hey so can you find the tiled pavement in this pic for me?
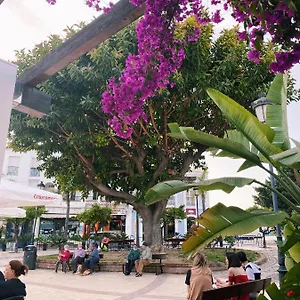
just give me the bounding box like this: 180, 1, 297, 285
0, 236, 279, 300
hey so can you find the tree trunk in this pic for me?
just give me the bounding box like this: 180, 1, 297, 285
14, 223, 19, 253
63, 192, 70, 239
137, 201, 167, 247
263, 233, 266, 248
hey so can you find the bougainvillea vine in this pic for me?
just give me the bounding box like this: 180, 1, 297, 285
46, 0, 299, 138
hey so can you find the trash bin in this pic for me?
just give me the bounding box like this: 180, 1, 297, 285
23, 245, 37, 270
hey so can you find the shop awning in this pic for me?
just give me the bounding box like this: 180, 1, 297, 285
41, 214, 77, 219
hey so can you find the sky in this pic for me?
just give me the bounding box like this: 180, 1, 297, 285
0, 0, 299, 209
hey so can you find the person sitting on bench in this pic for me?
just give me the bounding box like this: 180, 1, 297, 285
185, 253, 213, 300
216, 252, 250, 300
124, 244, 141, 275
101, 236, 110, 251
135, 242, 152, 277
0, 260, 28, 299
72, 242, 86, 274
237, 251, 261, 299
55, 245, 71, 273
81, 242, 99, 276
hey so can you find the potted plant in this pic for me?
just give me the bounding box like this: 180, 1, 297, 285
35, 235, 48, 250
48, 233, 67, 250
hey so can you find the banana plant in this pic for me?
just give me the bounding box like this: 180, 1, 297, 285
256, 263, 300, 300
145, 73, 300, 261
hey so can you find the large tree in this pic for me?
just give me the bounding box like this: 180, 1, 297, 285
10, 20, 279, 245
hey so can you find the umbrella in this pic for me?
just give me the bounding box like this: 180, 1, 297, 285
0, 208, 26, 218
0, 178, 63, 208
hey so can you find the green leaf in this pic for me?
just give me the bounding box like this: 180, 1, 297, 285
270, 146, 300, 169
281, 229, 300, 253
145, 177, 256, 205
237, 160, 257, 172
281, 263, 300, 295
182, 203, 287, 255
206, 88, 282, 158
264, 283, 285, 300
287, 1, 297, 11
168, 123, 262, 166
266, 73, 290, 150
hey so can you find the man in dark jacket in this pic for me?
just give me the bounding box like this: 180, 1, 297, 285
124, 244, 141, 275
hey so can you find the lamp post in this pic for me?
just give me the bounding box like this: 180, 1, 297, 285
252, 96, 287, 283
195, 190, 199, 221
31, 181, 45, 244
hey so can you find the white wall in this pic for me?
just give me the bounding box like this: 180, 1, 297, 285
0, 60, 17, 177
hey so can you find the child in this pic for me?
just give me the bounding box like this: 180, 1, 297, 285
55, 245, 71, 273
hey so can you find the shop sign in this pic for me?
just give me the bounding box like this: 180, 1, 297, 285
186, 208, 196, 215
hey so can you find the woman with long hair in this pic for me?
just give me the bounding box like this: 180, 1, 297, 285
0, 260, 28, 299
216, 252, 250, 300
185, 253, 213, 300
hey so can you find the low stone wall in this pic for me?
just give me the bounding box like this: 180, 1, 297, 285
37, 258, 226, 274
37, 251, 266, 275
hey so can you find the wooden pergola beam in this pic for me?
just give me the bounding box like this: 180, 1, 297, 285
18, 0, 144, 86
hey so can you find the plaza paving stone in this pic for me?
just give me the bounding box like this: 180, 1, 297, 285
0, 236, 279, 299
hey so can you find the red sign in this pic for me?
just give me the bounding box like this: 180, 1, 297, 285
34, 194, 57, 200
186, 208, 196, 215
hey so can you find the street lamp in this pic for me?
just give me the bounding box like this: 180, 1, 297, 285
251, 96, 287, 282
195, 190, 199, 220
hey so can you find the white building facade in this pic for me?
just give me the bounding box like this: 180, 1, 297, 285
2, 148, 209, 242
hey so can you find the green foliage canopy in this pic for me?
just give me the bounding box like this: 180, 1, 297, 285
10, 20, 280, 244
77, 204, 112, 228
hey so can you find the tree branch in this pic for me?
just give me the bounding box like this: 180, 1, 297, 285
137, 119, 152, 139
180, 145, 206, 176
91, 180, 136, 205
148, 154, 168, 188
148, 104, 161, 138
106, 130, 132, 159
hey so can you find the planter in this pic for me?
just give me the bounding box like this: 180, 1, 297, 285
42, 243, 48, 251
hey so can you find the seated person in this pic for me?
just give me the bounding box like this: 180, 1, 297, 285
101, 235, 110, 251
237, 251, 261, 280
80, 242, 99, 275
0, 260, 28, 299
237, 251, 261, 299
135, 242, 152, 277
216, 252, 250, 300
124, 244, 141, 275
55, 244, 71, 273
71, 242, 86, 274
185, 253, 213, 300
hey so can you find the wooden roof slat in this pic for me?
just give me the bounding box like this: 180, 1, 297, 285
18, 0, 144, 86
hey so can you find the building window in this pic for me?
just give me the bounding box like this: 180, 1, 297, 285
7, 166, 19, 176
167, 196, 175, 206
7, 156, 20, 176
186, 190, 196, 207
30, 167, 40, 177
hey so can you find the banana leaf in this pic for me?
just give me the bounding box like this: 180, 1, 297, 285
257, 263, 300, 300
145, 177, 255, 205
281, 229, 300, 253
266, 73, 290, 151
168, 123, 261, 166
182, 203, 287, 255
206, 88, 282, 158
270, 144, 300, 169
